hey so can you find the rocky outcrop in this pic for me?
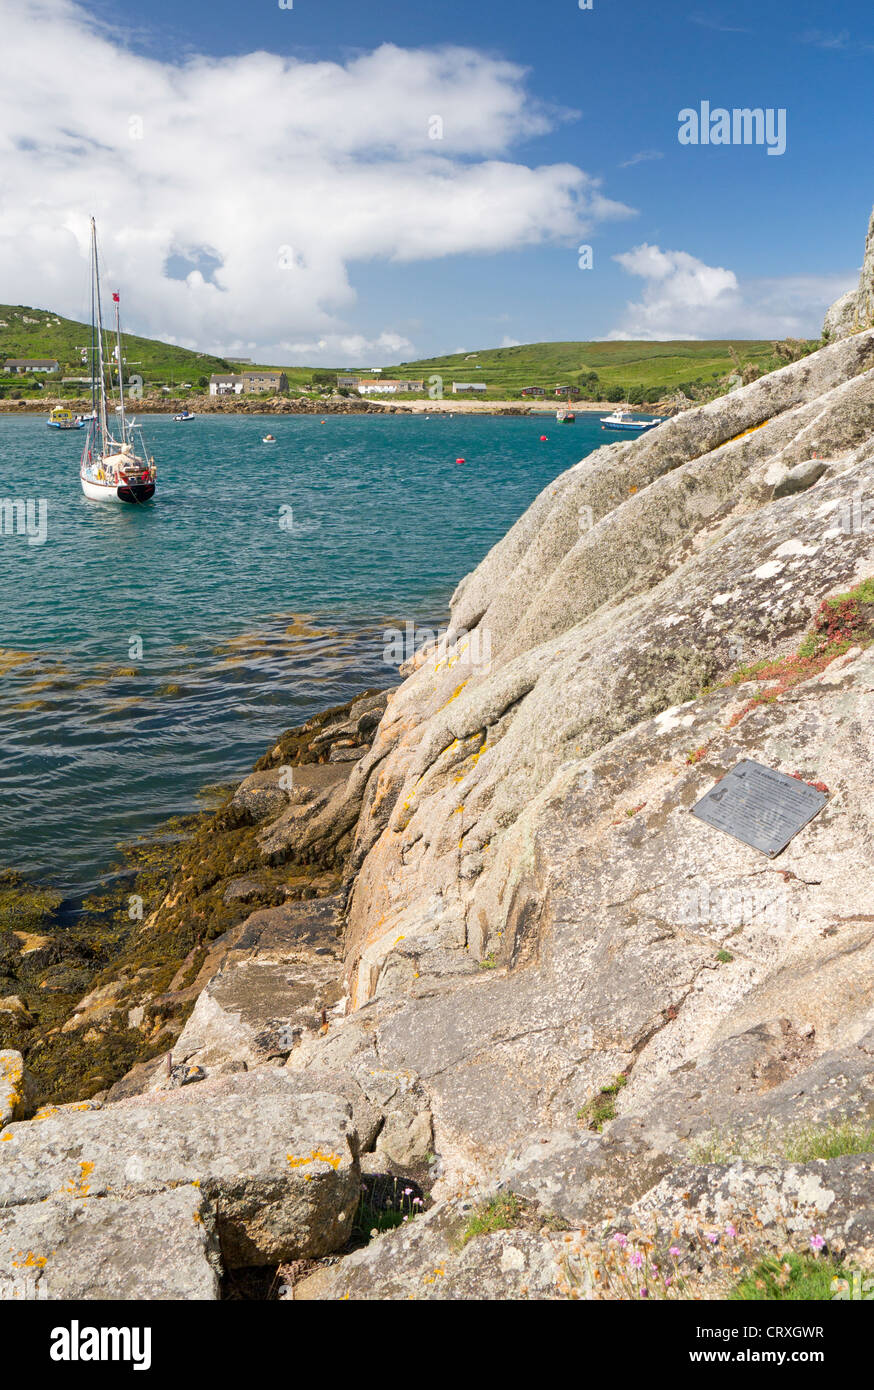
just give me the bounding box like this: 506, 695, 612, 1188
6, 290, 874, 1296
824, 204, 874, 339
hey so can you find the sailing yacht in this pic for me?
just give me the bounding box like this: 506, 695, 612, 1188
79, 218, 156, 503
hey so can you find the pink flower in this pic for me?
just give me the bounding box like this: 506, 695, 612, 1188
669, 1246, 681, 1258
630, 1251, 644, 1268
613, 1233, 628, 1248
725, 1224, 737, 1239
640, 1287, 648, 1298
810, 1234, 825, 1252
706, 1232, 719, 1244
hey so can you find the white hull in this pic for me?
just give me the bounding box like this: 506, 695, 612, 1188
80, 474, 126, 502
80, 469, 155, 503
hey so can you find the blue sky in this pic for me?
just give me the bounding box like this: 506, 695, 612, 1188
2, 0, 872, 360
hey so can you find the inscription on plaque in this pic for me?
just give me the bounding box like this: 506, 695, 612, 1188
690, 760, 829, 857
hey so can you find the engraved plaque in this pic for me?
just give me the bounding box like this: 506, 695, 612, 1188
690, 759, 828, 857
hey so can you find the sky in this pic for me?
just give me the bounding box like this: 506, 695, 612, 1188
0, 0, 871, 364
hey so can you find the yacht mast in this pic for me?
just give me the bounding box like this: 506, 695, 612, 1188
114, 292, 127, 443
91, 218, 109, 452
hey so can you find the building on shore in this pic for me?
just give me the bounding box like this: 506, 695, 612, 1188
4, 358, 60, 374
520, 386, 545, 397
356, 378, 424, 395
337, 375, 362, 390
452, 382, 487, 394
209, 374, 245, 396
242, 370, 289, 394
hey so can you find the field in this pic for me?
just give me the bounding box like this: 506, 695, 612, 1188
0, 304, 812, 403
387, 339, 786, 400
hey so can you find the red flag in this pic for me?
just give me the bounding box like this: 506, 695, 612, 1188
112, 292, 120, 302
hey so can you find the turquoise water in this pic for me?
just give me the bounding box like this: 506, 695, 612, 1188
0, 410, 605, 894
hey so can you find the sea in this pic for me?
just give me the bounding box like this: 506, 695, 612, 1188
0, 409, 608, 896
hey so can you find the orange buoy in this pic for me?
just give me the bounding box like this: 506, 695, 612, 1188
540, 434, 548, 441
455, 457, 465, 465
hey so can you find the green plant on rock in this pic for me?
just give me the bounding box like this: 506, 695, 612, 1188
578, 1075, 627, 1131
730, 1252, 848, 1301
457, 1192, 521, 1248
690, 1117, 874, 1165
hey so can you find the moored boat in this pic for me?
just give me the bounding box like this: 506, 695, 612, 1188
556, 408, 576, 423
48, 407, 86, 430
262, 433, 276, 443
79, 218, 156, 504
174, 410, 196, 422
600, 408, 662, 432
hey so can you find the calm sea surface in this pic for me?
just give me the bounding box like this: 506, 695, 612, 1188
0, 410, 607, 894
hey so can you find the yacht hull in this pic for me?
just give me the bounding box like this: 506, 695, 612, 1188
80, 474, 155, 503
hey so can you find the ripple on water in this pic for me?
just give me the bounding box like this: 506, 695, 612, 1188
0, 411, 600, 892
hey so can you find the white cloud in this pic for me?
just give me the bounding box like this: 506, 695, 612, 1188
608, 242, 856, 339
500, 335, 523, 347
0, 0, 632, 363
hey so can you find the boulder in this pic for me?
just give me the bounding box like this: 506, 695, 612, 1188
0, 1071, 360, 1267
165, 898, 345, 1074
0, 1188, 221, 1300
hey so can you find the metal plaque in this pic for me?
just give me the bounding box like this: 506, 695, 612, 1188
690, 759, 829, 857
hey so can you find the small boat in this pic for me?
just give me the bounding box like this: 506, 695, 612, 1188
600, 408, 662, 432
48, 407, 86, 430
174, 410, 196, 422
79, 218, 156, 504
556, 408, 576, 424
262, 433, 276, 443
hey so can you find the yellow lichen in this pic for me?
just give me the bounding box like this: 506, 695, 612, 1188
12, 1251, 47, 1269
61, 1160, 95, 1198
286, 1148, 343, 1171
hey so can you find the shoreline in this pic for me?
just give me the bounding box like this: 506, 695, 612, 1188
0, 393, 666, 418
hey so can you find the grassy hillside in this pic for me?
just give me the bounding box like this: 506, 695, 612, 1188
387, 339, 791, 401
0, 303, 817, 404
0, 304, 231, 393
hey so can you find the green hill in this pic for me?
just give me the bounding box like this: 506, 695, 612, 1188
0, 304, 232, 393
386, 338, 794, 401
0, 304, 816, 404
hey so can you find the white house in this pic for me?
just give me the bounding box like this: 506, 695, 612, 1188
209, 374, 245, 396
357, 379, 424, 395
4, 358, 60, 374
